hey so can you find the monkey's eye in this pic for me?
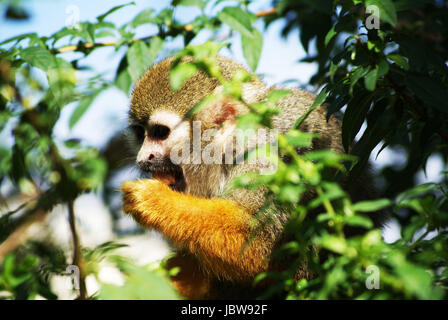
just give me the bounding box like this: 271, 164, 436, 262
130, 124, 145, 143
148, 124, 170, 140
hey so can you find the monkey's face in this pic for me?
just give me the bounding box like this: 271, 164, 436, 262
130, 110, 189, 192
128, 56, 259, 194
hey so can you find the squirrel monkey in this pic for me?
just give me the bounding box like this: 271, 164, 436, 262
122, 55, 379, 299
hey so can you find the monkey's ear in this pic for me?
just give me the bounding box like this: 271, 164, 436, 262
195, 98, 245, 129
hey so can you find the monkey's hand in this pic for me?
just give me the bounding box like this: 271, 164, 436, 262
122, 179, 169, 227
121, 179, 273, 282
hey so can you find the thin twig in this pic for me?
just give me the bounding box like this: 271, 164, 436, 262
0, 198, 36, 218
67, 200, 87, 300
256, 8, 277, 17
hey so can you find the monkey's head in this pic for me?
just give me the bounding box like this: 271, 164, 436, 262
129, 55, 266, 192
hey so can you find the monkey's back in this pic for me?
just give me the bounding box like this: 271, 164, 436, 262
271, 88, 344, 154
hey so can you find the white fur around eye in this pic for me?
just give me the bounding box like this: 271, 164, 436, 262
149, 110, 183, 129
140, 110, 190, 162
149, 110, 189, 145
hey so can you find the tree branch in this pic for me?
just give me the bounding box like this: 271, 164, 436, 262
0, 208, 46, 258
53, 8, 277, 54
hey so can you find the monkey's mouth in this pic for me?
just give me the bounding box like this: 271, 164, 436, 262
137, 159, 186, 192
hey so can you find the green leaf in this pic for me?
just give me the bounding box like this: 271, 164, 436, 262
69, 91, 101, 129
79, 22, 96, 43
319, 235, 347, 254
342, 92, 371, 151
294, 87, 327, 129
285, 130, 314, 148
279, 185, 300, 203
406, 75, 448, 115
127, 41, 151, 82
394, 0, 432, 11
95, 30, 116, 39
344, 215, 373, 228
386, 54, 409, 70
237, 112, 261, 132
46, 58, 77, 107
97, 2, 135, 22
0, 147, 12, 175
301, 0, 333, 14
130, 9, 156, 28
74, 155, 107, 189
349, 66, 369, 93
127, 39, 162, 82
1, 253, 33, 288
241, 29, 263, 72
396, 183, 438, 204
364, 67, 378, 91
99, 263, 179, 300
170, 63, 198, 91
0, 32, 38, 46
349, 100, 394, 176
217, 6, 254, 38
20, 47, 77, 107
147, 37, 164, 65
361, 230, 382, 247
377, 59, 390, 77
115, 69, 133, 94
389, 253, 444, 299
364, 0, 398, 27
325, 27, 337, 46
173, 0, 207, 10
266, 90, 291, 103
20, 46, 56, 71
352, 199, 392, 212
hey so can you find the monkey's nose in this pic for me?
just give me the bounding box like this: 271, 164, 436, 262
148, 152, 162, 162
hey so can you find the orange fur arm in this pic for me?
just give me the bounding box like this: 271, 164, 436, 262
122, 179, 273, 282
